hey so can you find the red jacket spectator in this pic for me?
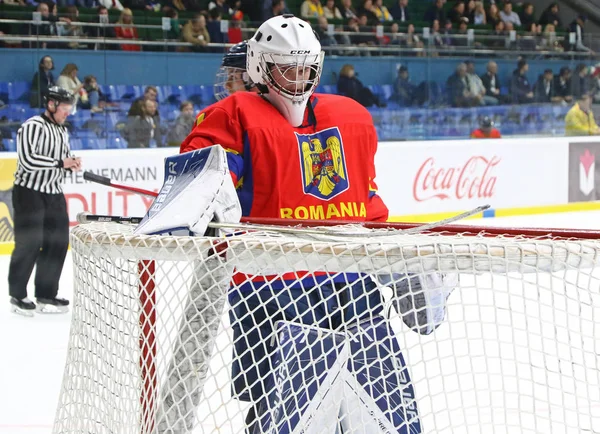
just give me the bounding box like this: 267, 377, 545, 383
115, 8, 141, 51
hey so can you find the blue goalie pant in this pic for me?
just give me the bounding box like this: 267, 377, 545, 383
256, 319, 422, 434
229, 276, 383, 403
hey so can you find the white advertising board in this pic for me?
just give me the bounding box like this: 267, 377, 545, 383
375, 137, 573, 217
0, 136, 596, 234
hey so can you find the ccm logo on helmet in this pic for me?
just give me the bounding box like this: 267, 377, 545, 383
290, 50, 311, 54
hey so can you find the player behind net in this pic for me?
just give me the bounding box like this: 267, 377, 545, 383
213, 40, 257, 101
141, 14, 457, 433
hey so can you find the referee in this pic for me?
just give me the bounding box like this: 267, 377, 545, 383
8, 86, 82, 316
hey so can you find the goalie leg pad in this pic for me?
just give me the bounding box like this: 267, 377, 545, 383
255, 318, 422, 434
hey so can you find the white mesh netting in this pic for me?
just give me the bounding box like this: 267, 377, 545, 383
53, 222, 600, 434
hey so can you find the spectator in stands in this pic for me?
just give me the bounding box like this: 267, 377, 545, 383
132, 85, 158, 107
487, 3, 500, 28
448, 1, 466, 26
473, 1, 486, 25
61, 6, 87, 49
486, 20, 506, 49
571, 64, 593, 100
315, 16, 339, 50
518, 22, 538, 52
534, 69, 561, 104
337, 64, 385, 108
430, 19, 445, 49
441, 19, 454, 47
392, 65, 415, 106
323, 0, 342, 20
424, 0, 445, 25
554, 66, 573, 104
207, 8, 226, 49
208, 0, 233, 15
510, 59, 534, 104
471, 116, 501, 139
568, 15, 592, 53
144, 98, 161, 146
565, 94, 600, 136
29, 55, 55, 108
31, 2, 54, 49
519, 3, 535, 30
123, 98, 156, 148
465, 0, 476, 23
389, 0, 409, 23
86, 6, 118, 50
267, 0, 287, 20
82, 75, 106, 113
56, 63, 85, 113
447, 63, 480, 107
499, 1, 520, 27
372, 0, 392, 22
182, 13, 210, 52
339, 0, 357, 21
300, 0, 323, 19
166, 101, 195, 147
404, 23, 423, 53
162, 8, 181, 41
480, 60, 504, 104
539, 23, 562, 52
539, 3, 561, 29
346, 15, 377, 55
466, 61, 496, 105
115, 8, 140, 51
454, 18, 469, 47
98, 0, 125, 9
356, 0, 378, 25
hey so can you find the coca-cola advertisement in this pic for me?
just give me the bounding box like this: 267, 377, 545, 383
412, 156, 500, 202
568, 141, 600, 202
374, 138, 567, 217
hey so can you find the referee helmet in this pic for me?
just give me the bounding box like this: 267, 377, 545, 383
44, 86, 75, 108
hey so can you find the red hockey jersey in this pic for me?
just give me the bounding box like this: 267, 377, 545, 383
180, 92, 389, 223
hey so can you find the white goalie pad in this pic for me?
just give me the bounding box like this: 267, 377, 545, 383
134, 146, 242, 236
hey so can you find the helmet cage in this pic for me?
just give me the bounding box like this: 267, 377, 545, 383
214, 66, 254, 101
258, 52, 323, 100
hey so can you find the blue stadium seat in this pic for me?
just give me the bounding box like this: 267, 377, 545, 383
321, 85, 337, 94
156, 85, 172, 103
108, 136, 127, 149
105, 85, 119, 103
3, 139, 16, 152
70, 138, 83, 151
380, 84, 393, 102
80, 137, 107, 150
8, 82, 29, 102
116, 85, 136, 101
0, 82, 8, 103
199, 85, 216, 106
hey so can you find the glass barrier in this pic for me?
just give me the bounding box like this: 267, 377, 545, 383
0, 8, 599, 150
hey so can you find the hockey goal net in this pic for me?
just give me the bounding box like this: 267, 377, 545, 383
54, 220, 600, 434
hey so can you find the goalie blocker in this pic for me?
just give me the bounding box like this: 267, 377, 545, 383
135, 145, 457, 433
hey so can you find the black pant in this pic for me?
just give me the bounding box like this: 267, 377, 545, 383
8, 185, 69, 300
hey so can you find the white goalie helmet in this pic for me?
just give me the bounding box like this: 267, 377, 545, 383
247, 14, 324, 127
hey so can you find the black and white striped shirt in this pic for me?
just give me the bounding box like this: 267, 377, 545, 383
14, 114, 72, 194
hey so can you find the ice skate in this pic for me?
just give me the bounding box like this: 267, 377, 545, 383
36, 297, 69, 314
10, 297, 36, 317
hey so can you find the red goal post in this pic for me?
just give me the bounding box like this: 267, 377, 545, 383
53, 217, 600, 434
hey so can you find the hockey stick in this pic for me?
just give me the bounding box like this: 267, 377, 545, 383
83, 171, 158, 199
76, 205, 490, 237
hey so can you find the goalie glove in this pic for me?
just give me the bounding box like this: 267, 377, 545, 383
134, 145, 242, 236
379, 273, 458, 335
